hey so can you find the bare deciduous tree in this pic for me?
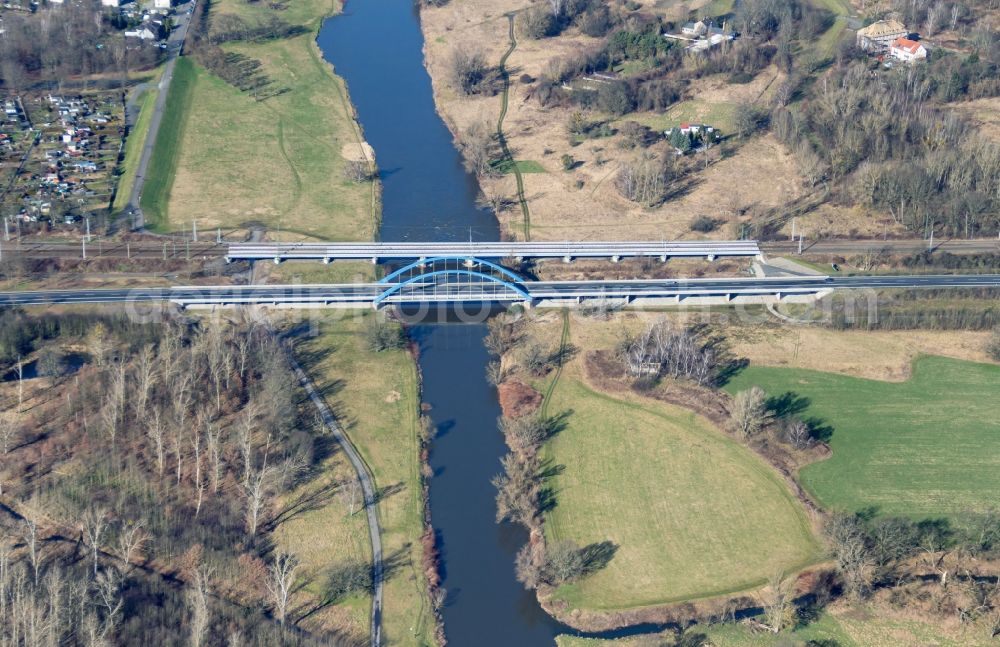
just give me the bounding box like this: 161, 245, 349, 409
186, 564, 211, 647
730, 386, 772, 441
146, 410, 166, 477
0, 413, 18, 455
83, 507, 110, 578
760, 571, 793, 633
266, 552, 298, 625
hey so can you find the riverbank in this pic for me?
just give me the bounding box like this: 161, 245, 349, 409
416, 0, 836, 242
287, 311, 437, 646
493, 309, 825, 631
496, 308, 1000, 634
161, 0, 377, 240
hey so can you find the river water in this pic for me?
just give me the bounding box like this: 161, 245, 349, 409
317, 1, 574, 644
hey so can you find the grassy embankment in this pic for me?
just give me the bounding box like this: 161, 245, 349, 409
531, 315, 821, 613
725, 356, 1000, 518
139, 57, 198, 230
555, 604, 999, 647
288, 312, 435, 646
156, 0, 375, 239
112, 83, 158, 214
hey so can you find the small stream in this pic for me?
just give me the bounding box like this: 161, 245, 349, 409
318, 3, 671, 644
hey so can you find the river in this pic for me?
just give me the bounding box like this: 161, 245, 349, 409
317, 2, 670, 644
316, 1, 577, 644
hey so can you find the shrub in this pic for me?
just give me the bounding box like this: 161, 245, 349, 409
578, 6, 612, 37
988, 328, 1000, 362
366, 322, 405, 352
560, 154, 575, 171
450, 49, 489, 95
519, 73, 535, 84
596, 81, 635, 116
519, 5, 557, 39
615, 155, 671, 206
690, 216, 718, 233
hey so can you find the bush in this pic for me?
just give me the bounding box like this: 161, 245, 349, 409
366, 322, 405, 352
578, 6, 612, 37
560, 154, 576, 171
519, 5, 557, 39
615, 156, 671, 206
988, 328, 1000, 362
450, 49, 489, 95
596, 80, 635, 116
519, 73, 535, 84
690, 216, 718, 233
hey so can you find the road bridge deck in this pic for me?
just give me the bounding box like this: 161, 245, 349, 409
2, 274, 997, 308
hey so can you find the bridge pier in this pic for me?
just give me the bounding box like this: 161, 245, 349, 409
323, 257, 331, 265
659, 255, 668, 263
371, 256, 378, 265
225, 256, 232, 264
707, 254, 716, 262
273, 257, 282, 265
611, 255, 621, 263
563, 255, 572, 263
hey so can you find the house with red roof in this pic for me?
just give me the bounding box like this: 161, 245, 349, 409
889, 37, 927, 63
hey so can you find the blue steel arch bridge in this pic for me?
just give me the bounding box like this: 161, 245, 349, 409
374, 257, 531, 306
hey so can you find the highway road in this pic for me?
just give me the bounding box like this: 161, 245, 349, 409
1, 274, 997, 307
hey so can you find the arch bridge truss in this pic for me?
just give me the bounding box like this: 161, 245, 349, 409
375, 257, 530, 305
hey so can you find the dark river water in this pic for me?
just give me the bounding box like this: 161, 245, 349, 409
316, 2, 569, 644
318, 3, 668, 645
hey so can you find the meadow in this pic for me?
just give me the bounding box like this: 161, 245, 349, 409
162, 0, 375, 240
290, 313, 434, 646
725, 356, 1000, 517
541, 363, 821, 610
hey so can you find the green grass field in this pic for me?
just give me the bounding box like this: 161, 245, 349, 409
112, 85, 158, 214
164, 0, 375, 240
491, 159, 546, 174
541, 375, 821, 611
140, 57, 197, 230
291, 314, 434, 646
725, 356, 1000, 518
621, 100, 738, 137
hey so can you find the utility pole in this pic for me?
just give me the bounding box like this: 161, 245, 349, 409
928, 228, 934, 251
791, 217, 796, 241
82, 237, 86, 259
797, 232, 803, 255
192, 219, 198, 242
127, 242, 131, 260
216, 227, 221, 244
3, 217, 9, 242
85, 217, 91, 242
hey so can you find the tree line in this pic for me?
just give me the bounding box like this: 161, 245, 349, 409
0, 2, 162, 91
0, 312, 366, 644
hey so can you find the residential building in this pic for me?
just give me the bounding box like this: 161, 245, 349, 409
889, 37, 927, 62
856, 19, 908, 51
124, 26, 157, 39
681, 21, 707, 37
153, 0, 171, 9
101, 0, 121, 6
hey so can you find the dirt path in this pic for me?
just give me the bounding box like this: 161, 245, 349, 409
497, 13, 532, 241
286, 348, 384, 647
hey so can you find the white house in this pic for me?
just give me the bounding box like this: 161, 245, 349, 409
856, 19, 908, 51
889, 37, 927, 62
101, 0, 121, 6
681, 21, 707, 37
124, 27, 157, 40
153, 0, 171, 9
